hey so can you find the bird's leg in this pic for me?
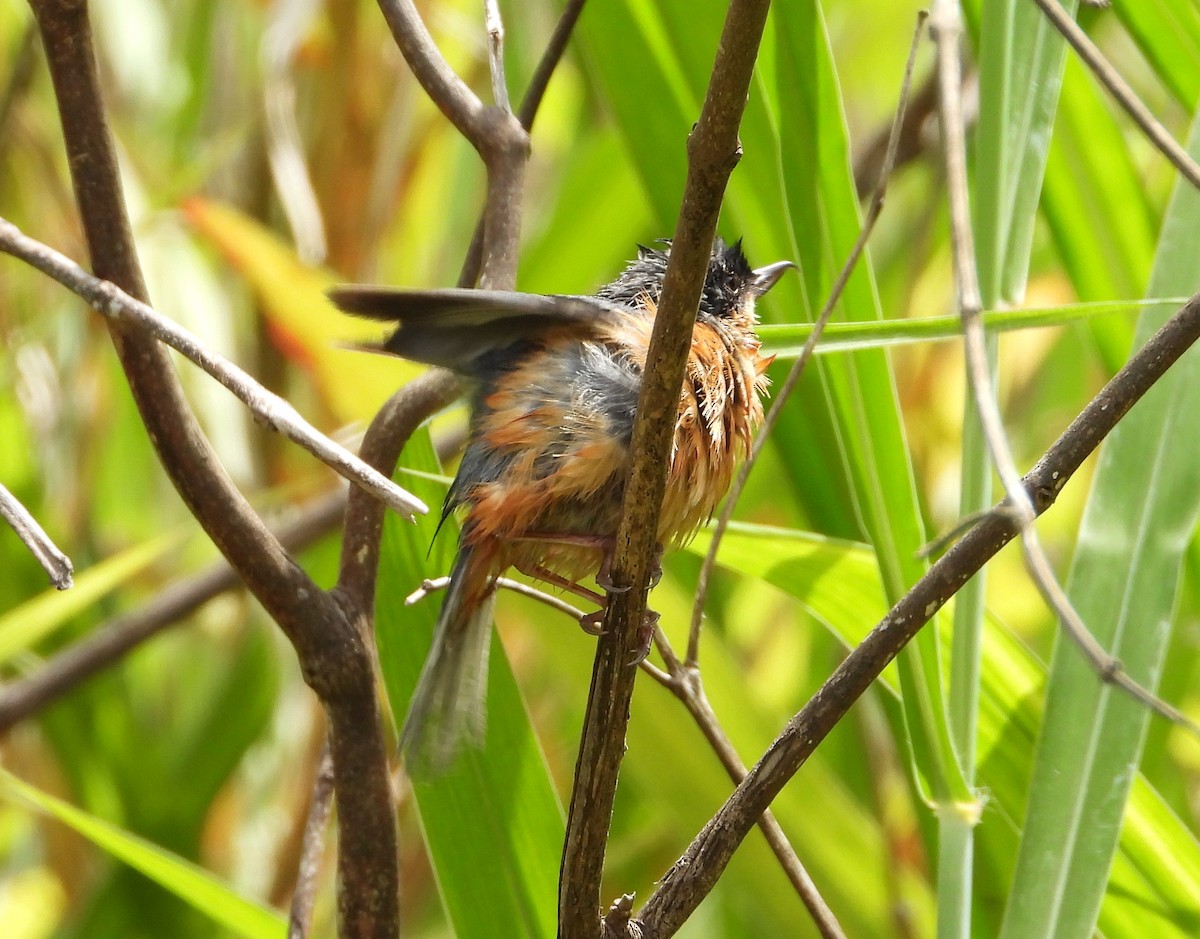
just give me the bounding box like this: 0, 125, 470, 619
509, 532, 612, 636
508, 532, 664, 653
511, 560, 609, 636
508, 531, 626, 594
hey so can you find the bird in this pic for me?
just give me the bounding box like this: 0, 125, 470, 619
330, 238, 793, 773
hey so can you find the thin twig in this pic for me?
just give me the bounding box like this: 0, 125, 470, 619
559, 3, 775, 937
930, 0, 1196, 732
0, 491, 346, 733
516, 0, 588, 130
687, 11, 928, 664
288, 745, 336, 939
1027, 0, 1200, 192
0, 481, 73, 589
405, 574, 586, 621
647, 632, 847, 939
376, 0, 528, 289
484, 0, 510, 112
0, 217, 426, 521
852, 67, 946, 199
632, 291, 1200, 936
458, 0, 589, 288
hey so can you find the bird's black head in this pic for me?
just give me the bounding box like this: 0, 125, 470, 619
596, 238, 792, 321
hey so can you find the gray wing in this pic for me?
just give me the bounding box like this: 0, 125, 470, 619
328, 286, 627, 372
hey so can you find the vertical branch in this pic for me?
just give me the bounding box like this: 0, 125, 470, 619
559, 2, 775, 936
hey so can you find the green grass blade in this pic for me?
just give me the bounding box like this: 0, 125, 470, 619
0, 533, 179, 666
998, 110, 1200, 939
773, 2, 968, 812
973, 0, 1076, 306
0, 768, 285, 938
956, 1, 1076, 932
374, 429, 562, 939
756, 299, 1182, 355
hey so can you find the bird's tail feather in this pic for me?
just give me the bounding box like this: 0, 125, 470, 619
401, 544, 496, 777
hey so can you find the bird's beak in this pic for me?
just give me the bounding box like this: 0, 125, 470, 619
750, 260, 798, 296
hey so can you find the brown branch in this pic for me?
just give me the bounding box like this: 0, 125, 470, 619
559, 2, 775, 936
632, 291, 1200, 936
28, 2, 398, 935
641, 636, 846, 939
0, 491, 345, 733
29, 0, 307, 680
0, 481, 73, 589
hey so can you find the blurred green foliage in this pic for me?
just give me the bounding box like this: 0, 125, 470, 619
1, 1, 1199, 937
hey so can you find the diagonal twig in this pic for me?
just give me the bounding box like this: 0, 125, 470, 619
930, 0, 1198, 732
0, 217, 427, 521
1027, 0, 1200, 192
0, 481, 73, 589
0, 491, 346, 733
405, 574, 586, 621
642, 630, 847, 939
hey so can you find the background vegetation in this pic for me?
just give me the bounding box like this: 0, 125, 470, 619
1, 0, 1198, 937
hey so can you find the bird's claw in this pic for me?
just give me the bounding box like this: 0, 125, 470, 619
595, 552, 631, 594
648, 545, 664, 589
628, 609, 660, 665
579, 609, 607, 636
579, 606, 658, 663
596, 544, 665, 594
